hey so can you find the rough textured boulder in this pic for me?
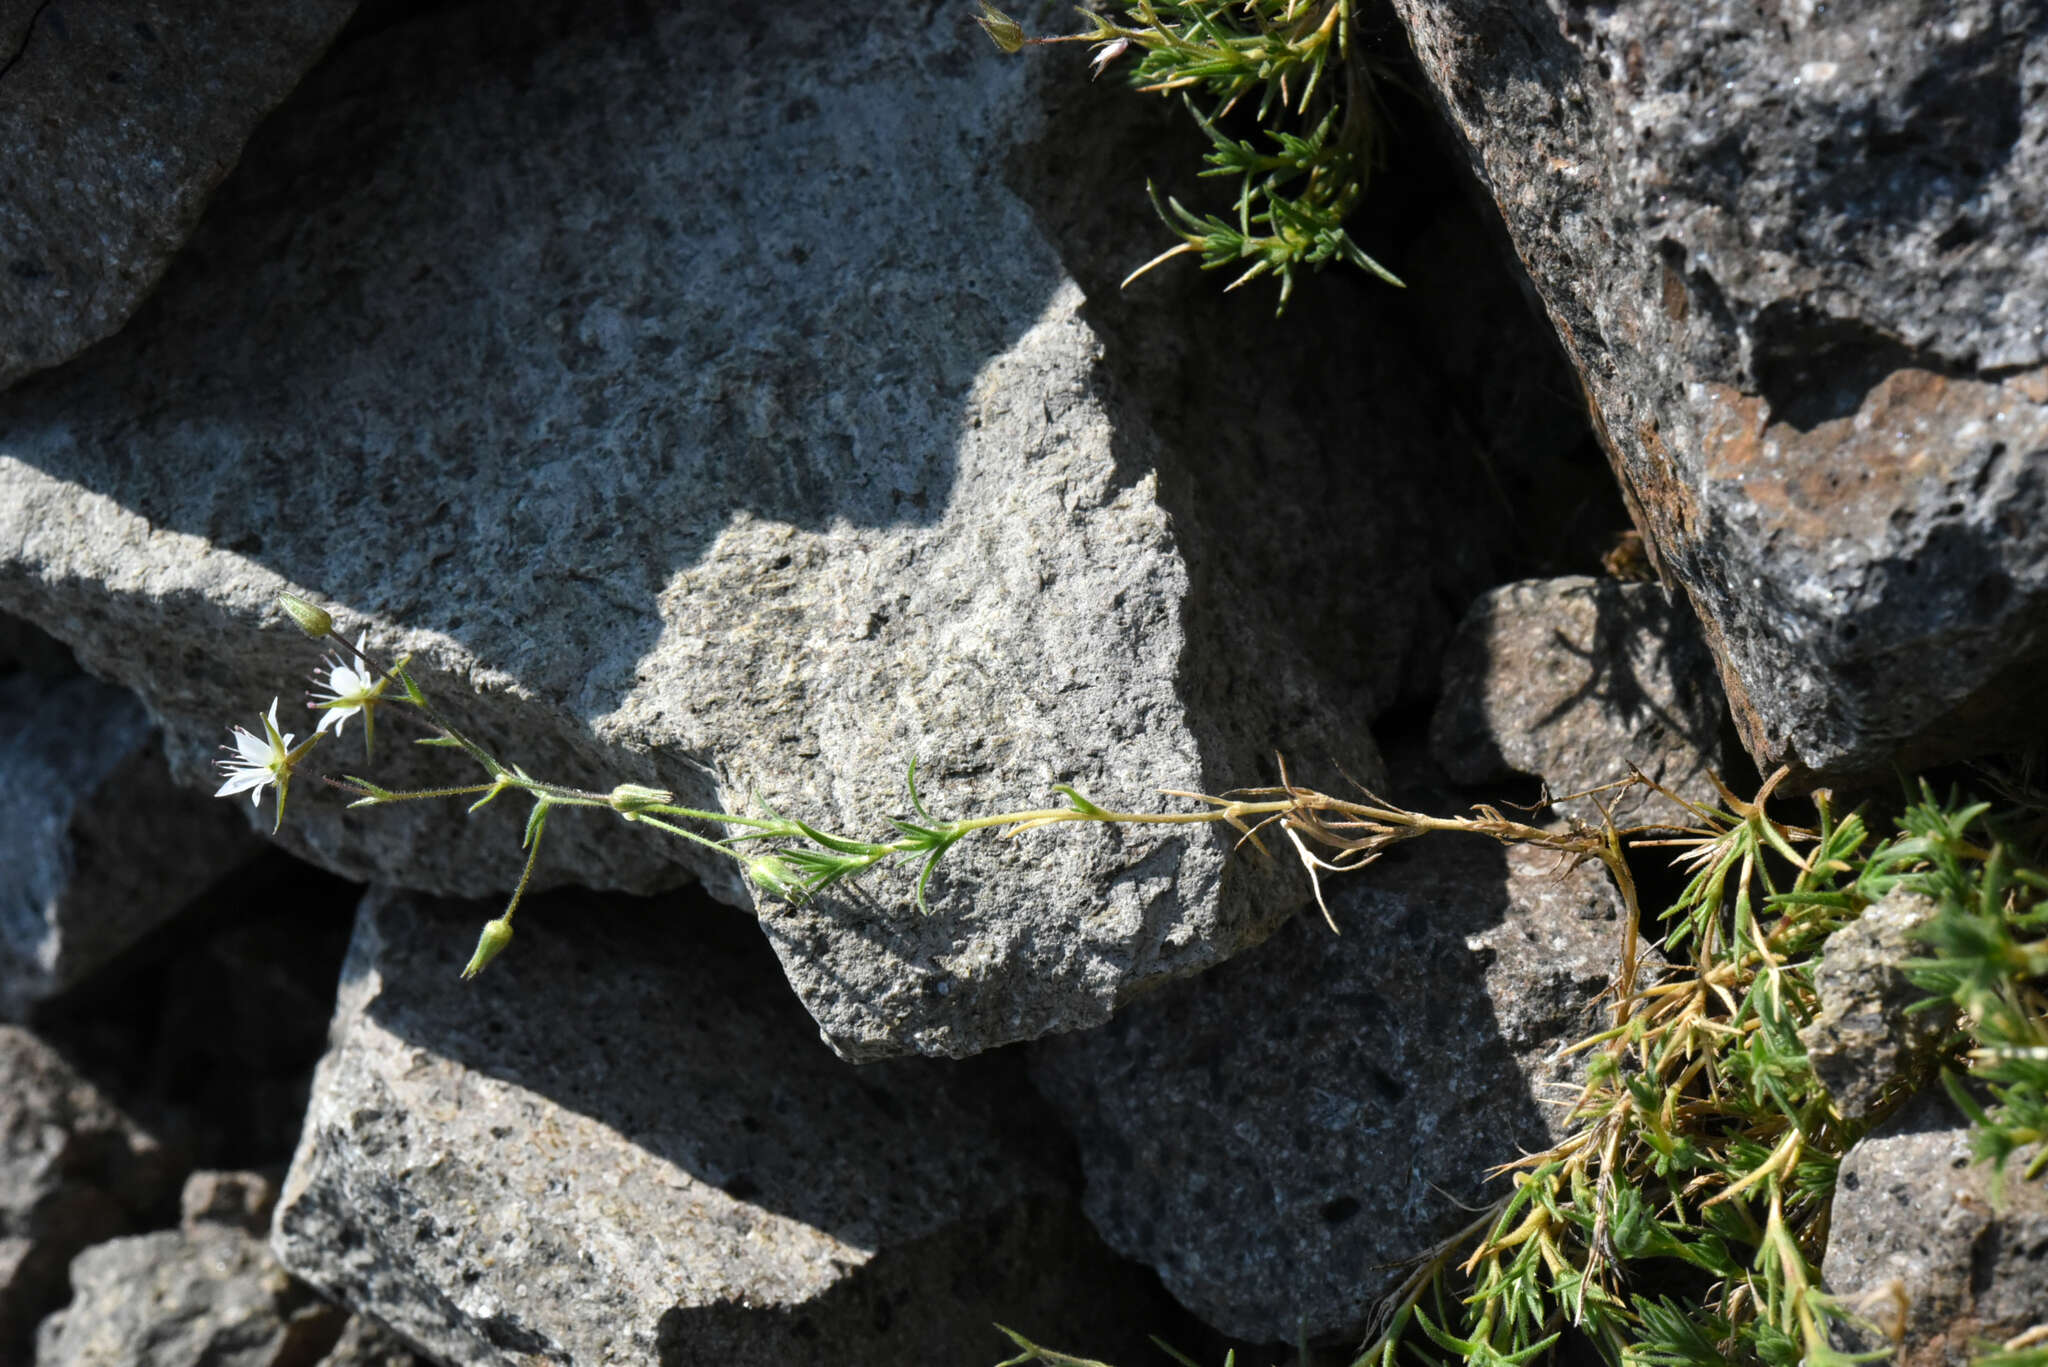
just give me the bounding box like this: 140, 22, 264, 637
1030, 837, 1631, 1343
0, 0, 1569, 1062
36, 1168, 417, 1367
0, 668, 260, 1019
1825, 1088, 2048, 1362
1390, 0, 2048, 785
273, 887, 1176, 1366
0, 0, 359, 392
36, 1224, 346, 1367
0, 1025, 174, 1357
1799, 890, 1954, 1124
1431, 576, 1728, 828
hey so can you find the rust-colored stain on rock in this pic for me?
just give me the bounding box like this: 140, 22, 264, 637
1699, 369, 2048, 551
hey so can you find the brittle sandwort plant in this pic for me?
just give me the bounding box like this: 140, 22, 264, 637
221, 597, 2047, 1367
228, 592, 1640, 984
974, 0, 1404, 311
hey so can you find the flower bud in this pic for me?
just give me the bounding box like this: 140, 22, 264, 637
461, 917, 514, 980
743, 855, 805, 902
975, 2, 1024, 54
277, 593, 334, 639
607, 783, 675, 815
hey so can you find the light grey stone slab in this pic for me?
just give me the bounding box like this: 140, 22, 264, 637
0, 0, 1394, 1061
273, 886, 1169, 1366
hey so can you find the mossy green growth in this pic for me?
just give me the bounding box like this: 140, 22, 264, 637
975, 1, 1401, 311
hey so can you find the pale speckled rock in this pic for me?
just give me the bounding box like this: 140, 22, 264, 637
272, 887, 1171, 1366
179, 1170, 278, 1237
1799, 890, 1954, 1124
34, 1224, 347, 1367
0, 0, 359, 392
1389, 0, 2048, 784
0, 670, 261, 1019
0, 1024, 174, 1357
1030, 838, 1633, 1343
1825, 1088, 2048, 1364
0, 0, 1408, 1062
1431, 575, 1728, 828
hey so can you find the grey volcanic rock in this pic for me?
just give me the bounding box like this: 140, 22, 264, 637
35, 1224, 347, 1367
272, 887, 1167, 1366
1825, 1088, 2048, 1363
1431, 576, 1727, 828
1030, 838, 1632, 1343
179, 1170, 278, 1237
0, 0, 359, 392
1390, 0, 2048, 784
0, 0, 1429, 1061
0, 670, 260, 1019
0, 1025, 174, 1356
1800, 890, 1953, 1124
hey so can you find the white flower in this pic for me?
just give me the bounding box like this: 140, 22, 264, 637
214, 698, 320, 832
311, 631, 391, 753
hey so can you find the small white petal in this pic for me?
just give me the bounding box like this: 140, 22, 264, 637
214, 770, 270, 798
231, 727, 270, 765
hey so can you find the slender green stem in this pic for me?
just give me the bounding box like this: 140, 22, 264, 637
617, 813, 746, 859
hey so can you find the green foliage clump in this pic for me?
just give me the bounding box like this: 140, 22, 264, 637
975, 0, 1401, 310
990, 775, 2048, 1367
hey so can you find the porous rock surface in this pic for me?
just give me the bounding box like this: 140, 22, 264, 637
273, 887, 1167, 1366
1799, 889, 1954, 1124
0, 1024, 174, 1357
0, 0, 1469, 1062
0, 0, 359, 392
35, 1167, 419, 1367
1030, 838, 1633, 1343
1431, 575, 1728, 828
35, 1223, 347, 1367
1391, 0, 2048, 784
1825, 1088, 2048, 1362
0, 668, 260, 1019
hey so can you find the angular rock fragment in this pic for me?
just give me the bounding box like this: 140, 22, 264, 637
0, 0, 360, 393
179, 1169, 279, 1237
1800, 891, 1954, 1125
1825, 1088, 2048, 1361
1030, 839, 1632, 1343
35, 1224, 347, 1367
0, 671, 260, 1019
0, 0, 1455, 1061
273, 888, 1169, 1366
1431, 576, 1728, 827
1389, 0, 2048, 783
0, 1025, 174, 1357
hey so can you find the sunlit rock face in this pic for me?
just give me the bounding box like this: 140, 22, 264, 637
1391, 0, 2048, 784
